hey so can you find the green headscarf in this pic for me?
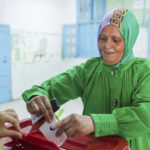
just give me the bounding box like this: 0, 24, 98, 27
98, 9, 139, 66
119, 10, 139, 66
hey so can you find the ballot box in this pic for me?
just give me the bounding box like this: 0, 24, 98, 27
0, 119, 129, 150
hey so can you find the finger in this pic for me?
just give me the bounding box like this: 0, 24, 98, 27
26, 96, 41, 114
36, 99, 51, 122
4, 128, 22, 139
53, 117, 70, 129
65, 127, 76, 137
6, 115, 21, 132
30, 102, 40, 114
55, 123, 70, 137
26, 102, 35, 114
53, 117, 71, 137
42, 97, 54, 120
5, 109, 19, 120
5, 109, 15, 113
2, 110, 18, 121
6, 111, 19, 120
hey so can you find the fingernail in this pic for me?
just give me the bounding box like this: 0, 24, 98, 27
50, 126, 54, 131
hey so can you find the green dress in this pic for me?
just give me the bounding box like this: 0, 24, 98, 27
22, 57, 150, 150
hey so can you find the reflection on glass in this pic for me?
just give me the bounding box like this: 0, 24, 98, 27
80, 0, 90, 19
93, 0, 103, 19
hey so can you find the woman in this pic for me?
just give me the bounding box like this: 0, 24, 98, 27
0, 109, 22, 138
22, 8, 150, 150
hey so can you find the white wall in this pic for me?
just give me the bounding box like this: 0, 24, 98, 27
0, 0, 86, 100
12, 58, 86, 99
133, 27, 148, 58
0, 0, 76, 32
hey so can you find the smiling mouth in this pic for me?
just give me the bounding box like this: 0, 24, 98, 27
104, 52, 114, 55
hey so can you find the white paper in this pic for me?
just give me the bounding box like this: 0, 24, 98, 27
39, 117, 67, 147
31, 114, 43, 124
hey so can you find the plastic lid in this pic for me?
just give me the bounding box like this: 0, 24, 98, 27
50, 98, 60, 112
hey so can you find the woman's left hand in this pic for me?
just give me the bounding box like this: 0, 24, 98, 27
53, 113, 94, 138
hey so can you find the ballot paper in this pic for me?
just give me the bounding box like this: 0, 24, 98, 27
31, 114, 43, 124
31, 114, 67, 147
39, 117, 67, 147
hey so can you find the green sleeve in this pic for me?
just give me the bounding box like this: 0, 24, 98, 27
22, 63, 85, 104
91, 66, 150, 140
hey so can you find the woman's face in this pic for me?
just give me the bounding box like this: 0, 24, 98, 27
99, 25, 125, 65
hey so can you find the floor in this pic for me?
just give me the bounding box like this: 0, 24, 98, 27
0, 98, 83, 120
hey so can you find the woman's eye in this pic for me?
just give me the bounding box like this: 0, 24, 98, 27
114, 40, 119, 43
100, 37, 106, 41
113, 39, 120, 43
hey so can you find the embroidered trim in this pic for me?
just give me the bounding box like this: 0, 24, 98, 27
110, 8, 128, 30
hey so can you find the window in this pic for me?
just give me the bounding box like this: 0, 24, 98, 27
63, 0, 106, 57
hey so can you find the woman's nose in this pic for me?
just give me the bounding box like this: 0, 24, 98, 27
104, 40, 112, 49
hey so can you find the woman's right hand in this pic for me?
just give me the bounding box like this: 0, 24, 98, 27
26, 95, 54, 122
